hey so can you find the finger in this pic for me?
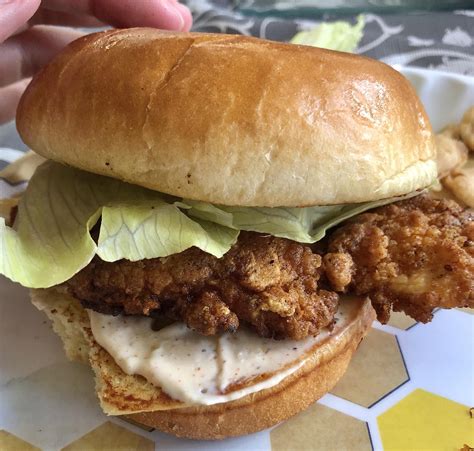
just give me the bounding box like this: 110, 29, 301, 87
0, 25, 83, 87
29, 9, 104, 27
0, 0, 41, 42
0, 78, 31, 124
173, 1, 193, 32
40, 0, 192, 31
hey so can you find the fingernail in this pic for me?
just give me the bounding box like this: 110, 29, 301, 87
160, 0, 185, 31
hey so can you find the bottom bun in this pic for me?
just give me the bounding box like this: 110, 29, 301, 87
31, 287, 375, 440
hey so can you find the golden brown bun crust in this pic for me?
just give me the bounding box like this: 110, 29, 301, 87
17, 29, 436, 207
31, 287, 374, 440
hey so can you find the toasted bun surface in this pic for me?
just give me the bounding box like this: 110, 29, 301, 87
30, 287, 375, 440
17, 29, 436, 207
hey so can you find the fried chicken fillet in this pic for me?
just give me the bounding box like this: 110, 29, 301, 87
69, 233, 349, 340
327, 194, 474, 323
68, 194, 473, 339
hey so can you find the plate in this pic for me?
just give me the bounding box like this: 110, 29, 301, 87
0, 67, 473, 450
397, 66, 474, 131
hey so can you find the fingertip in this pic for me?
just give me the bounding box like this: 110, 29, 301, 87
151, 0, 192, 32
0, 0, 41, 42
93, 0, 192, 32
154, 0, 185, 31
175, 2, 193, 32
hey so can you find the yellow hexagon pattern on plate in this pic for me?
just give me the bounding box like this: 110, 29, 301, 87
330, 328, 408, 407
0, 431, 40, 451
386, 311, 417, 330
61, 421, 154, 451
378, 389, 474, 450
271, 403, 371, 451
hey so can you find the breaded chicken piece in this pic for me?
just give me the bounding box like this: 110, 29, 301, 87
69, 233, 351, 340
327, 194, 474, 323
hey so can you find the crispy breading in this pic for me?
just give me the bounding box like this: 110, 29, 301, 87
443, 167, 474, 208
327, 194, 474, 323
460, 106, 474, 151
439, 123, 461, 140
435, 134, 468, 178
68, 233, 347, 340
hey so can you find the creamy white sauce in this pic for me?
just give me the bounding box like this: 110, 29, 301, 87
88, 298, 361, 405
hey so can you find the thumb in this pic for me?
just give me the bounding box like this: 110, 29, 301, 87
0, 0, 41, 43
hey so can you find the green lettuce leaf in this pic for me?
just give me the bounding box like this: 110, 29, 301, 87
0, 162, 237, 288
184, 192, 418, 244
290, 15, 365, 52
98, 203, 238, 262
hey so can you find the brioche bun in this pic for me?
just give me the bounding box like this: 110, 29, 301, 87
17, 29, 436, 207
31, 288, 375, 440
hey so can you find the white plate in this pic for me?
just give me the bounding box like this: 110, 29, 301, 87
397, 66, 474, 131
0, 67, 473, 451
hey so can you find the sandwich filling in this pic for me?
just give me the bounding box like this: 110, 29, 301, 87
0, 161, 472, 338
1, 160, 473, 405
68, 195, 473, 340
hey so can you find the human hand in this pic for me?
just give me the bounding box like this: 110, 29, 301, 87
0, 0, 192, 124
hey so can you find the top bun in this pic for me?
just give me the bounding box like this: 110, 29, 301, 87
17, 29, 436, 207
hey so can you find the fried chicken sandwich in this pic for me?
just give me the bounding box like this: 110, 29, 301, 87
3, 29, 472, 439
